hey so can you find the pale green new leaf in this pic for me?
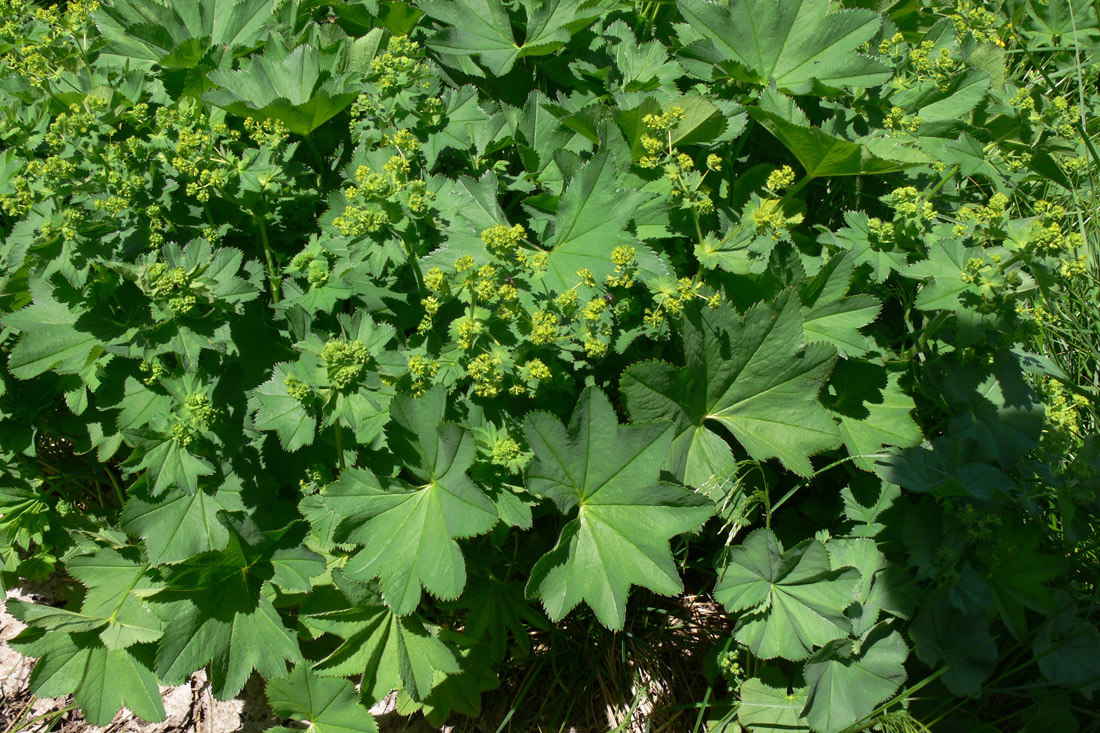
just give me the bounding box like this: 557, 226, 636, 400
678, 0, 890, 93
715, 529, 858, 660
266, 663, 379, 733
523, 388, 713, 630
621, 293, 840, 485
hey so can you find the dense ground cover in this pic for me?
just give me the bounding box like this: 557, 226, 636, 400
1, 0, 1098, 730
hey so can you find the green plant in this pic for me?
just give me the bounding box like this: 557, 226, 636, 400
1, 0, 1099, 730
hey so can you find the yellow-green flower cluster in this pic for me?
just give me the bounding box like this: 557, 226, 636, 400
185, 393, 217, 424
171, 392, 217, 447
752, 198, 801, 237
490, 435, 523, 465
285, 374, 312, 403
606, 246, 637, 288
146, 263, 198, 316
1041, 379, 1092, 452
243, 118, 289, 148
639, 108, 719, 213
960, 253, 1022, 313
529, 310, 559, 345
883, 106, 922, 135
481, 223, 526, 258
644, 277, 710, 329
907, 41, 959, 89
291, 251, 333, 288
949, 0, 1004, 44
368, 35, 429, 93
322, 339, 370, 389
890, 187, 935, 221
405, 353, 439, 396
467, 352, 503, 397
0, 0, 98, 86
954, 193, 1011, 236
765, 166, 796, 193
139, 360, 167, 386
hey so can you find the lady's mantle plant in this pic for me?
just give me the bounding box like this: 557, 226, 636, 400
0, 0, 1098, 730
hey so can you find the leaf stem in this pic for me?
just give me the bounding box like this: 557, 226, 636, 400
304, 132, 324, 183
778, 174, 812, 207
105, 467, 125, 505
334, 420, 346, 470
255, 215, 281, 303
924, 164, 960, 200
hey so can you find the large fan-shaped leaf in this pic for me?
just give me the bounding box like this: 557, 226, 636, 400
678, 0, 891, 93
522, 387, 713, 630
621, 293, 839, 485
205, 46, 361, 134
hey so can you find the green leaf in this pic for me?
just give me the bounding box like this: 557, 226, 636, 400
874, 438, 1015, 499
3, 279, 108, 379
205, 46, 360, 135
621, 294, 839, 484
906, 237, 982, 311
911, 593, 996, 697
149, 519, 306, 699
120, 484, 244, 565
11, 632, 165, 726
678, 0, 890, 93
539, 152, 654, 290
937, 354, 1044, 467
326, 387, 497, 615
304, 573, 461, 703
94, 0, 274, 67
1035, 605, 1100, 697
522, 387, 713, 629
8, 547, 165, 650
824, 212, 909, 283
737, 678, 810, 732
266, 663, 379, 733
749, 107, 922, 179
803, 628, 909, 733
987, 527, 1067, 638
420, 0, 603, 75
890, 69, 991, 122
254, 362, 317, 451
799, 254, 881, 357
715, 529, 858, 660
123, 431, 215, 496
826, 360, 922, 470
405, 631, 500, 726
